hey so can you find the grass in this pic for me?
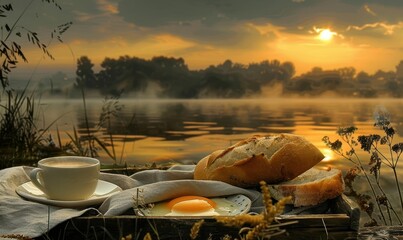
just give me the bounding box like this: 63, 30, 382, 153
0, 86, 137, 170
0, 88, 63, 169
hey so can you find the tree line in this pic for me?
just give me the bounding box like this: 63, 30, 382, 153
75, 56, 296, 98
285, 64, 403, 98
75, 55, 403, 98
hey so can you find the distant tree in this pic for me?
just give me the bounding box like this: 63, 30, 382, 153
266, 60, 283, 81
356, 71, 371, 83
75, 56, 97, 88
385, 80, 401, 97
337, 67, 356, 80
220, 59, 233, 72
359, 88, 377, 98
232, 63, 246, 72
396, 60, 403, 80
122, 56, 152, 92
378, 63, 402, 97
294, 78, 314, 93
280, 61, 296, 80
150, 56, 194, 97
373, 70, 395, 81
354, 71, 378, 97
151, 56, 188, 70
200, 71, 245, 98
245, 60, 289, 85
97, 57, 127, 96
310, 67, 323, 75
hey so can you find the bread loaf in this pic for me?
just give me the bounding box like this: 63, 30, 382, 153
194, 134, 325, 188
268, 167, 345, 207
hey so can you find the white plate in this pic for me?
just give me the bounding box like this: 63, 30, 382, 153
138, 194, 252, 217
16, 180, 122, 208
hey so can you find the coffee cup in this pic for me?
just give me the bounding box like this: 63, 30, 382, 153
29, 156, 100, 201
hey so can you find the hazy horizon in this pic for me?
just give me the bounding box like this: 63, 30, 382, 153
4, 0, 403, 81
8, 55, 403, 83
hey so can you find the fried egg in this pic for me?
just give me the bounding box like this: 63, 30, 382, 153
145, 195, 243, 216
166, 196, 219, 216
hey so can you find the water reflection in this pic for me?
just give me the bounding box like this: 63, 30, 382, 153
43, 98, 403, 168
41, 98, 403, 226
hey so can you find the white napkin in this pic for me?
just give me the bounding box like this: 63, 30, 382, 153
0, 165, 263, 238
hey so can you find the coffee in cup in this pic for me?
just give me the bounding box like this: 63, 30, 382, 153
29, 156, 100, 201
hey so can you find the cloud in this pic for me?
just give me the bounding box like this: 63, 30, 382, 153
117, 0, 212, 28
6, 0, 403, 76
347, 21, 403, 35
117, 0, 321, 28
76, 0, 403, 62
113, 0, 331, 51
340, 0, 403, 8
364, 4, 377, 17
25, 0, 397, 54
96, 0, 119, 14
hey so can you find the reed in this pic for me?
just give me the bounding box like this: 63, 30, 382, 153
1, 0, 72, 168
85, 96, 134, 166
323, 108, 403, 226
68, 74, 133, 166
96, 95, 134, 166
0, 89, 61, 168
0, 86, 134, 169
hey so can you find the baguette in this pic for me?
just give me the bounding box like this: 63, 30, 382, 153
194, 134, 325, 188
268, 167, 345, 207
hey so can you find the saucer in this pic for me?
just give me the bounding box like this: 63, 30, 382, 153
16, 180, 122, 208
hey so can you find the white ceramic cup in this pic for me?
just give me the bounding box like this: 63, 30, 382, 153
29, 156, 100, 201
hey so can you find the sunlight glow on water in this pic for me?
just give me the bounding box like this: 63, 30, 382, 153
319, 148, 335, 162
40, 98, 403, 177
40, 98, 403, 166
37, 98, 403, 226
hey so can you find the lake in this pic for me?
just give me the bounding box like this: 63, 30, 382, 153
41, 98, 403, 167
41, 97, 403, 225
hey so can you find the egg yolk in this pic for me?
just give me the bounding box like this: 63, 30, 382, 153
167, 196, 216, 213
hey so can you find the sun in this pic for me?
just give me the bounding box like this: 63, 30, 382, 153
318, 29, 335, 41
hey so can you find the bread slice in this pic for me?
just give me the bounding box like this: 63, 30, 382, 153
268, 167, 345, 207
194, 134, 325, 188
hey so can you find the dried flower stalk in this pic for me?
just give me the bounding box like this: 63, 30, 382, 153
215, 181, 292, 240
323, 108, 403, 226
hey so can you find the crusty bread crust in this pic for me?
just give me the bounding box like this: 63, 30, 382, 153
194, 134, 325, 188
268, 167, 345, 207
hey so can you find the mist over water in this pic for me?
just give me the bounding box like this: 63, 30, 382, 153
42, 98, 403, 167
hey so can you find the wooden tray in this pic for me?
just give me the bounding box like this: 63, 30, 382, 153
43, 194, 360, 240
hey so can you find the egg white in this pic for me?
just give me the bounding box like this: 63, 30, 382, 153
166, 207, 219, 216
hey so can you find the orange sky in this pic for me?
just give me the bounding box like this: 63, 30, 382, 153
5, 0, 403, 79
